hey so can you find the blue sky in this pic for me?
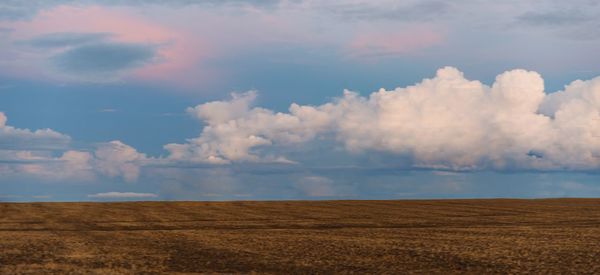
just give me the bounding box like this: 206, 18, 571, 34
1, 0, 600, 201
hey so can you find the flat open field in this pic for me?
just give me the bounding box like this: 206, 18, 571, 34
1, 199, 600, 274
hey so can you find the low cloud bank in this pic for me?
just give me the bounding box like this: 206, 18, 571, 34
87, 192, 158, 199
0, 112, 70, 150
0, 113, 147, 182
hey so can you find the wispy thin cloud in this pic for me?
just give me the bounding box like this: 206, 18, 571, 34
516, 10, 591, 26
23, 32, 113, 48
87, 192, 158, 199
52, 42, 157, 76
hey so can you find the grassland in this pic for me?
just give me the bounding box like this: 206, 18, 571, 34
1, 199, 600, 274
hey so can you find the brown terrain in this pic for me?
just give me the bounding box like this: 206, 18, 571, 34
1, 199, 600, 274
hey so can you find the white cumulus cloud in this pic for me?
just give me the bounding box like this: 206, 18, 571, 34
94, 140, 148, 182
0, 112, 71, 150
0, 113, 147, 182
165, 90, 330, 164
0, 141, 148, 182
10, 150, 95, 181
166, 67, 600, 171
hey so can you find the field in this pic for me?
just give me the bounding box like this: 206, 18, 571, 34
1, 199, 600, 274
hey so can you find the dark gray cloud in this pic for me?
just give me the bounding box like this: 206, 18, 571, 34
102, 0, 283, 7
25, 32, 112, 48
0, 0, 283, 21
323, 1, 451, 22
514, 7, 600, 40
0, 0, 67, 20
517, 10, 592, 26
0, 27, 13, 34
52, 42, 156, 75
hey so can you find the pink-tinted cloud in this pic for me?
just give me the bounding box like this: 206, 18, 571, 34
2, 5, 211, 86
1, 4, 444, 89
347, 27, 444, 58
23, 6, 171, 43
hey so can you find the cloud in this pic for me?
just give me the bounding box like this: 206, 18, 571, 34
0, 112, 71, 150
517, 10, 592, 26
0, 113, 146, 182
0, 140, 147, 182
24, 32, 112, 48
165, 90, 330, 164
52, 42, 156, 77
94, 140, 147, 182
432, 171, 462, 177
12, 150, 96, 181
513, 7, 600, 40
0, 27, 12, 34
1, 5, 182, 83
0, 0, 284, 21
347, 27, 443, 58
326, 1, 451, 22
0, 112, 95, 180
166, 67, 600, 171
0, 1, 57, 20
87, 191, 158, 199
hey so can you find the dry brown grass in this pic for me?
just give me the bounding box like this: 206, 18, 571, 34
1, 199, 600, 274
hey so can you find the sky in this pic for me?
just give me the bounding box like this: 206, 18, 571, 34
2, 0, 600, 201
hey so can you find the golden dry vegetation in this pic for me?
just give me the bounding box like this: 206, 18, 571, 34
1, 199, 600, 274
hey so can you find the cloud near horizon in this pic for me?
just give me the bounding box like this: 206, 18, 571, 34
0, 112, 147, 182
0, 112, 70, 150
87, 191, 158, 199
3, 66, 600, 185
166, 67, 600, 171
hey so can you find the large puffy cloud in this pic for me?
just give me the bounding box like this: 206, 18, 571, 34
94, 140, 148, 182
167, 67, 600, 171
165, 91, 331, 164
